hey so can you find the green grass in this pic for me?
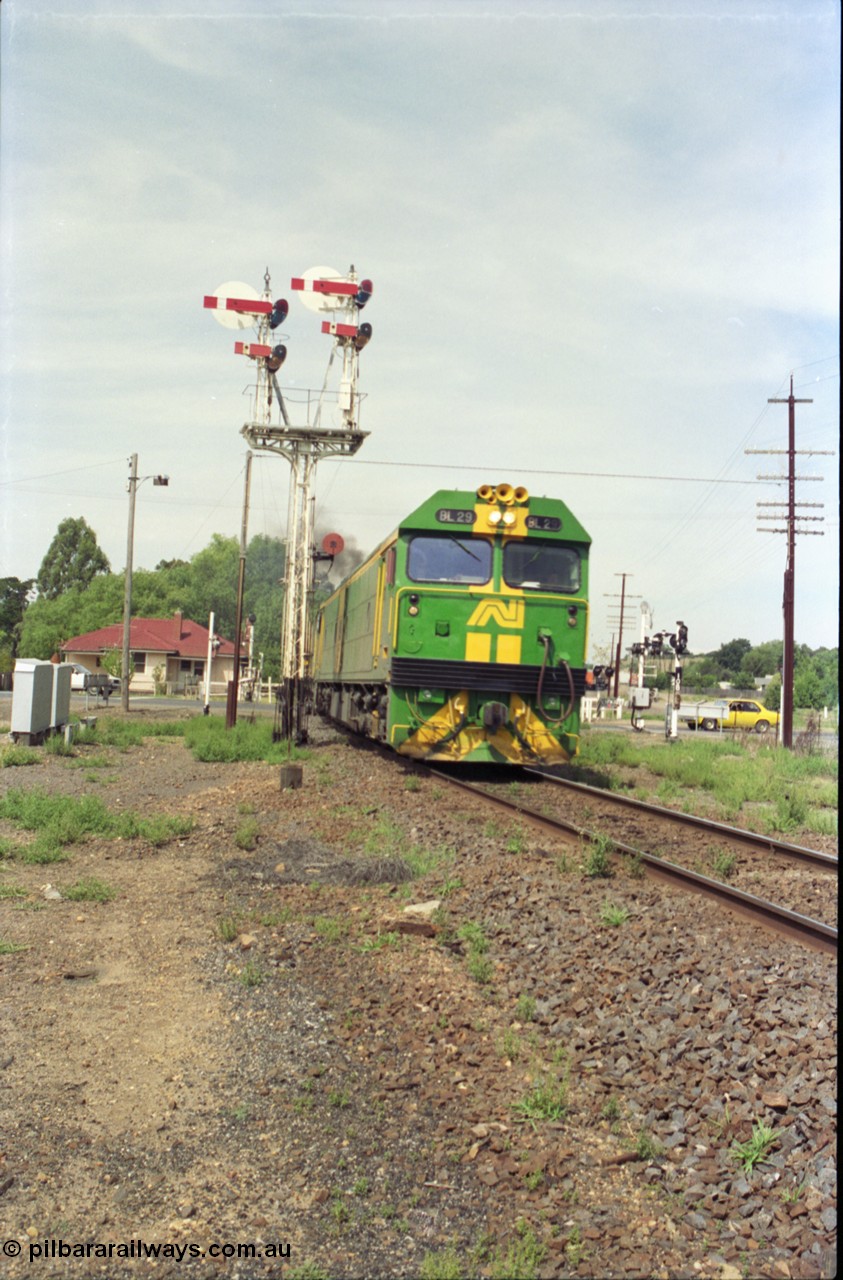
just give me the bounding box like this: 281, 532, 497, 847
731, 1121, 778, 1173
62, 877, 115, 903
489, 1222, 547, 1280
0, 745, 41, 768
513, 1070, 569, 1126
183, 716, 309, 764
599, 901, 630, 927
235, 817, 260, 850
0, 884, 27, 900
584, 833, 614, 878
420, 1247, 463, 1280
0, 937, 27, 955
0, 788, 193, 853
574, 732, 837, 833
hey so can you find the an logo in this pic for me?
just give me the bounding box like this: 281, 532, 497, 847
467, 600, 524, 629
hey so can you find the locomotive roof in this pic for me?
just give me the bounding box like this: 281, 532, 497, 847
399, 489, 591, 544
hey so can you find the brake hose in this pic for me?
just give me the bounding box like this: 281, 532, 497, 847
537, 634, 575, 725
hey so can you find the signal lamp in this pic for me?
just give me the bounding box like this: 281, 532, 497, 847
153, 476, 169, 486
353, 322, 372, 352
355, 279, 373, 308
269, 299, 289, 329
267, 344, 287, 372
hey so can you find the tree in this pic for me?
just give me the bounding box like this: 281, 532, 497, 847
36, 518, 110, 600
0, 577, 35, 663
711, 637, 752, 678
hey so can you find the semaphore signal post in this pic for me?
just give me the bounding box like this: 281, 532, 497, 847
203, 265, 374, 742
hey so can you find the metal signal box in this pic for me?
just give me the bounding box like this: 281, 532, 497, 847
10, 659, 55, 744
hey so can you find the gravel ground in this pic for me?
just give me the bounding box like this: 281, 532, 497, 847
0, 714, 836, 1280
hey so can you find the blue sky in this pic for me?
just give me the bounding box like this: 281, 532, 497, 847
1, 0, 839, 657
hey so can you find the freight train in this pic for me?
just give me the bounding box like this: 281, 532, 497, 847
312, 484, 591, 764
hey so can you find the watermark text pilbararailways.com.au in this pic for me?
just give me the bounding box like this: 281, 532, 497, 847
3, 1238, 292, 1264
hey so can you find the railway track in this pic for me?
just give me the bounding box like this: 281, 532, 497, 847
527, 766, 838, 870
427, 766, 838, 957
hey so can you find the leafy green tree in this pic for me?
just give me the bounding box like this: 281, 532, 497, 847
794, 667, 825, 710
0, 577, 35, 662
36, 518, 110, 600
711, 637, 752, 678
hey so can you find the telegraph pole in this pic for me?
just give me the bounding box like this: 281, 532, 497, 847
227, 450, 253, 729
604, 573, 641, 698
122, 455, 169, 712
749, 375, 831, 748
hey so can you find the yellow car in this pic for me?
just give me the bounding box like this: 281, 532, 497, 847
723, 699, 779, 734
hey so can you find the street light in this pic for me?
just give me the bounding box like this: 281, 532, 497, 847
122, 455, 169, 712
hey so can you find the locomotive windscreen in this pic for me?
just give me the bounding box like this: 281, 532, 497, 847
406, 535, 493, 585
502, 541, 581, 593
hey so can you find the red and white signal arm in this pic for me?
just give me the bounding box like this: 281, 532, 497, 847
203, 282, 271, 329
292, 266, 355, 314
234, 341, 272, 359
321, 533, 345, 556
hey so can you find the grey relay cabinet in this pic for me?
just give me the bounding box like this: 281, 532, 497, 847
10, 659, 70, 745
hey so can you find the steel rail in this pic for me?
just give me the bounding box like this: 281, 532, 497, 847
524, 768, 838, 870
428, 769, 837, 957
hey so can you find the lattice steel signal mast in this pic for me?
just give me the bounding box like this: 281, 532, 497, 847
203, 265, 373, 741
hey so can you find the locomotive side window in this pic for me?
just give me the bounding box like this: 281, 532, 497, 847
503, 542, 581, 593
407, 535, 492, 585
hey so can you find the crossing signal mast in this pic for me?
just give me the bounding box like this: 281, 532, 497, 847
203, 265, 373, 742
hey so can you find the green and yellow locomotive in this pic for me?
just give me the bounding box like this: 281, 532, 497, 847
313, 483, 591, 764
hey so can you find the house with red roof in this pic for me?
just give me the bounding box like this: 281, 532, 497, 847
61, 612, 237, 695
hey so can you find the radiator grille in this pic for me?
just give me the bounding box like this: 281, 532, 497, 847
390, 657, 589, 699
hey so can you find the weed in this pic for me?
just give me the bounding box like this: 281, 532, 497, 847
216, 915, 240, 943
600, 901, 630, 927
601, 1095, 622, 1122
523, 1169, 544, 1190
506, 828, 526, 854
513, 1071, 569, 1127
497, 1028, 522, 1062
314, 916, 347, 943
565, 1223, 584, 1268
238, 960, 263, 988
731, 1121, 778, 1173
768, 791, 810, 833
358, 931, 400, 952
515, 993, 537, 1023
438, 876, 463, 897
419, 1246, 462, 1280
260, 907, 294, 927
403, 776, 422, 793
489, 1221, 547, 1280
0, 745, 41, 768
467, 952, 492, 983
555, 853, 573, 875
184, 715, 308, 764
584, 833, 614, 878
635, 1130, 665, 1161
235, 817, 260, 850
62, 877, 115, 903
285, 1263, 329, 1280
626, 852, 645, 879
237, 801, 255, 815
458, 921, 488, 953
779, 1182, 806, 1204
0, 788, 193, 851
712, 849, 737, 879
483, 819, 503, 839
0, 885, 27, 900
328, 1089, 350, 1108
352, 1177, 369, 1196
44, 735, 75, 758
0, 938, 27, 954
